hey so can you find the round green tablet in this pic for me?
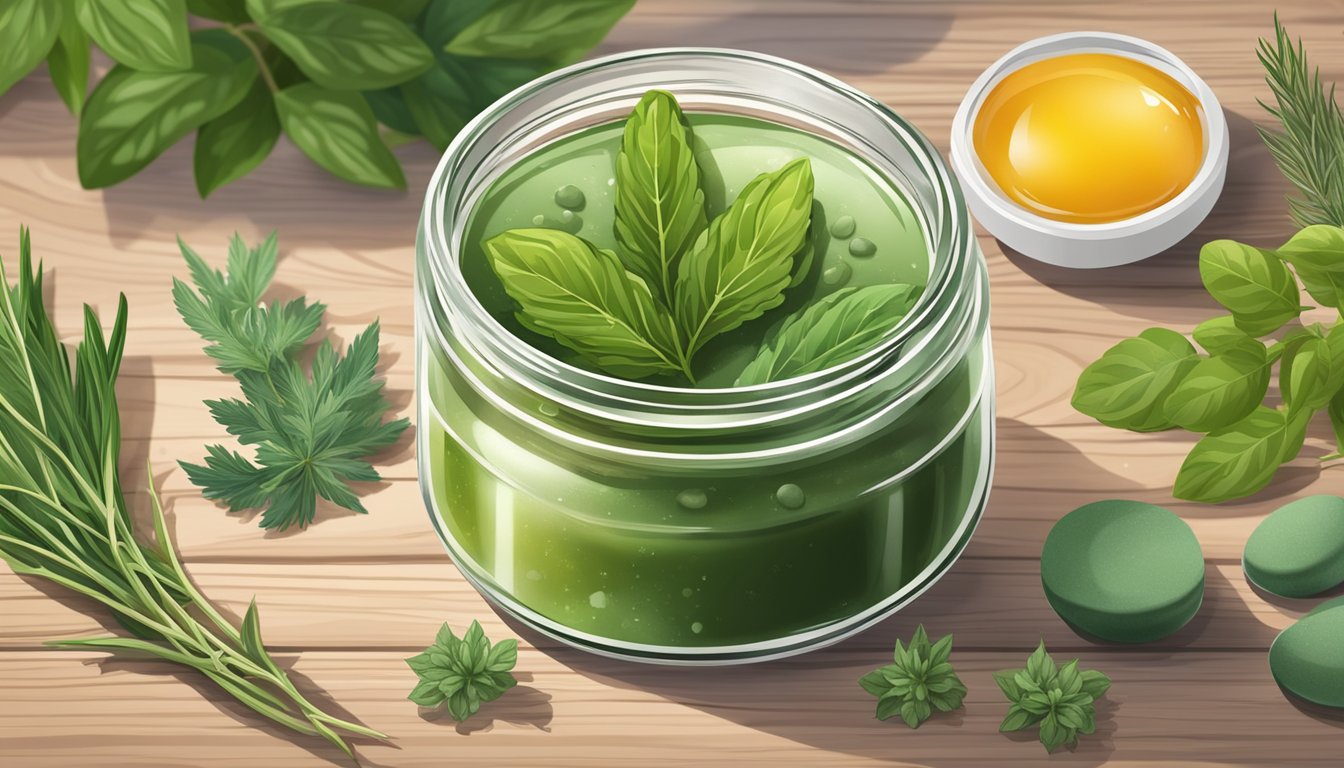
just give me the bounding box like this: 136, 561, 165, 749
1041, 500, 1204, 643
1243, 495, 1344, 598
1270, 600, 1344, 707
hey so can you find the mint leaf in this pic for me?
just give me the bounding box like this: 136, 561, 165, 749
1071, 327, 1198, 432
735, 284, 920, 385
407, 621, 518, 720
485, 228, 690, 380
194, 78, 280, 198
675, 157, 815, 358
258, 2, 433, 91
275, 83, 406, 189
1162, 340, 1270, 432
187, 0, 249, 23
0, 0, 61, 97
1191, 315, 1253, 355
614, 90, 708, 303
443, 0, 635, 65
75, 0, 192, 72
1173, 406, 1310, 502
860, 625, 966, 728
1199, 239, 1301, 336
400, 59, 475, 150
46, 5, 90, 116
363, 87, 420, 136
995, 643, 1108, 753
350, 0, 429, 20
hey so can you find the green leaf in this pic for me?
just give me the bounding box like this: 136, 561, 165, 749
675, 158, 814, 358
1078, 669, 1111, 701
363, 88, 420, 135
258, 2, 434, 91
992, 670, 1022, 701
77, 32, 256, 189
1071, 327, 1199, 432
485, 228, 688, 379
1281, 334, 1342, 412
239, 598, 267, 662
401, 59, 475, 150
194, 78, 280, 198
1276, 224, 1344, 272
1329, 389, 1344, 455
187, 0, 249, 22
350, 0, 429, 21
735, 284, 920, 385
485, 638, 518, 673
75, 0, 191, 72
999, 703, 1036, 732
0, 0, 62, 96
443, 0, 634, 65
408, 678, 446, 707
1038, 714, 1069, 752
1173, 406, 1310, 502
47, 3, 91, 116
1162, 341, 1270, 432
1025, 641, 1056, 683
858, 669, 893, 697
613, 90, 708, 302
274, 83, 406, 189
1191, 315, 1253, 355
1199, 239, 1301, 336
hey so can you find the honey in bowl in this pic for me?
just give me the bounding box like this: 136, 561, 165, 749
972, 52, 1205, 224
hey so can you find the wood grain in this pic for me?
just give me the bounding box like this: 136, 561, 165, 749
4, 0, 1344, 765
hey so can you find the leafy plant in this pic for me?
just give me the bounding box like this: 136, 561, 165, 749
174, 233, 410, 530
0, 0, 634, 195
994, 642, 1111, 753
485, 89, 922, 385
1258, 15, 1344, 228
0, 227, 385, 760
407, 620, 518, 721
1073, 226, 1344, 503
858, 625, 967, 728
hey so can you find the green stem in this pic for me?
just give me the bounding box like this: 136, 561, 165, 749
227, 25, 279, 94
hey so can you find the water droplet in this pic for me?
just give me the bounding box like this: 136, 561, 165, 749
681, 587, 693, 598
538, 401, 560, 417
830, 215, 856, 238
554, 184, 586, 210
677, 489, 708, 510
822, 262, 852, 287
691, 622, 704, 634
606, 177, 616, 187
775, 483, 806, 509
848, 237, 877, 258
589, 590, 607, 608
531, 214, 545, 226
526, 570, 542, 581
559, 210, 583, 233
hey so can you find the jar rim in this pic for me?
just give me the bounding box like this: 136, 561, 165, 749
420, 47, 976, 416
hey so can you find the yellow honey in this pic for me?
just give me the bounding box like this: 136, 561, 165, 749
973, 52, 1204, 224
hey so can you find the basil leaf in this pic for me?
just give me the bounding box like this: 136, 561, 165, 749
1280, 333, 1343, 412
1329, 389, 1344, 456
484, 228, 687, 380
187, 0, 249, 23
1162, 340, 1270, 432
274, 83, 406, 189
1071, 327, 1199, 432
1198, 239, 1301, 336
735, 284, 921, 385
0, 0, 62, 96
1173, 406, 1310, 503
363, 88, 420, 135
194, 78, 280, 198
258, 3, 433, 91
47, 3, 90, 116
1191, 315, 1252, 355
458, 56, 548, 108
1276, 224, 1344, 272
443, 0, 634, 64
401, 60, 475, 150
350, 0, 430, 20
75, 0, 192, 72
614, 90, 708, 303
1292, 263, 1344, 312
77, 32, 256, 189
674, 158, 815, 357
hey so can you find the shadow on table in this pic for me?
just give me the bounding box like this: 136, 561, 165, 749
417, 673, 555, 735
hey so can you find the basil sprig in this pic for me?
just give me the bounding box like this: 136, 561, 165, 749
1074, 225, 1344, 502
0, 0, 634, 195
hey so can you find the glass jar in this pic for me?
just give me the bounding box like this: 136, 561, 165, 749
416, 49, 993, 664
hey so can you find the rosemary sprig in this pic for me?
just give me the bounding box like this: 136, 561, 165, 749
1257, 14, 1344, 228
0, 228, 385, 762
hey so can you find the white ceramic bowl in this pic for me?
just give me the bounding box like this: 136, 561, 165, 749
949, 32, 1229, 269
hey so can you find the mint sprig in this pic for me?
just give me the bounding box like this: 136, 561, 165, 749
407, 621, 519, 721
858, 625, 967, 728
994, 641, 1111, 753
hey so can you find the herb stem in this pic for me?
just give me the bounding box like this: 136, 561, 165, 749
227, 25, 280, 94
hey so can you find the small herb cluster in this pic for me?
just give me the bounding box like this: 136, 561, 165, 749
994, 642, 1111, 753
485, 89, 921, 385
1073, 225, 1344, 502
0, 0, 632, 195
858, 625, 967, 728
174, 234, 410, 530
407, 620, 519, 721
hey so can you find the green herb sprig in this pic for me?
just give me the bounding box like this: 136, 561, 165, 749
0, 227, 386, 760
1073, 226, 1344, 502
994, 642, 1111, 753
0, 0, 633, 195
858, 625, 967, 728
174, 234, 410, 530
484, 89, 922, 384
407, 620, 518, 721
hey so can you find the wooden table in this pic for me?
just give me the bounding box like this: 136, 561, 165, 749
2, 1, 1342, 765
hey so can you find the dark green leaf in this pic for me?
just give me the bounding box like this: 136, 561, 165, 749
874, 695, 902, 722
363, 88, 420, 135
77, 32, 255, 188
444, 0, 634, 65
274, 83, 406, 189
187, 0, 249, 22
485, 228, 688, 380
1038, 714, 1069, 752
194, 78, 281, 198
613, 89, 707, 301
47, 3, 91, 116
418, 0, 491, 51
259, 2, 433, 90
1071, 327, 1199, 432
675, 158, 815, 357
350, 0, 429, 20
1191, 315, 1253, 355
1173, 406, 1310, 502
735, 284, 920, 385
0, 0, 62, 96
1078, 669, 1111, 701
454, 56, 548, 109
401, 59, 475, 149
75, 0, 192, 72
999, 704, 1035, 732
858, 669, 893, 697
1329, 389, 1344, 455
1162, 341, 1270, 432
1199, 239, 1301, 336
